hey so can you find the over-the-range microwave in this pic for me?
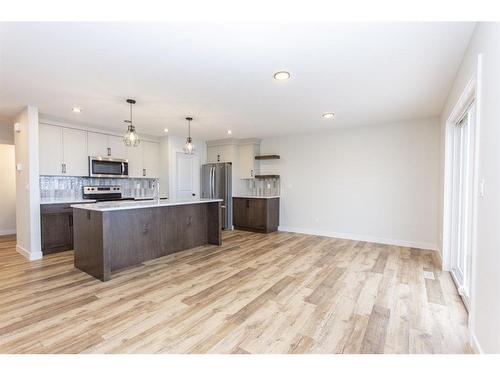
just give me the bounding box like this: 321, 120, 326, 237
89, 156, 129, 178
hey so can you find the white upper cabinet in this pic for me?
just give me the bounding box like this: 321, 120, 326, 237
39, 123, 160, 179
39, 124, 64, 175
39, 124, 88, 176
238, 143, 259, 179
87, 132, 108, 157
207, 144, 236, 163
207, 145, 219, 163
87, 132, 128, 159
62, 128, 88, 176
127, 142, 144, 178
142, 141, 160, 178
126, 141, 160, 178
108, 135, 127, 160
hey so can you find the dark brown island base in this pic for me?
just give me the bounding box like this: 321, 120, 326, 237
71, 198, 222, 281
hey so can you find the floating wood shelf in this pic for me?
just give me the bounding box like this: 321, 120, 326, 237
255, 155, 280, 160
254, 175, 280, 179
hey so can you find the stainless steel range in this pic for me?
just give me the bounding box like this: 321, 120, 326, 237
82, 186, 134, 202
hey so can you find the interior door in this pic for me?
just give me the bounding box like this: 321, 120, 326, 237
176, 152, 200, 199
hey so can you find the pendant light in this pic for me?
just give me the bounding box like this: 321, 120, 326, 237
123, 98, 140, 147
183, 116, 195, 154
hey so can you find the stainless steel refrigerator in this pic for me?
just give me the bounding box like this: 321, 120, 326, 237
201, 162, 232, 230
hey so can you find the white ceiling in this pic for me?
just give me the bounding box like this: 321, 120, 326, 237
0, 22, 474, 140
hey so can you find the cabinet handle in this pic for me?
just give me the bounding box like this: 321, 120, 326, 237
250, 169, 253, 177
107, 147, 111, 156
246, 199, 250, 208
68, 215, 73, 227
217, 154, 220, 162
62, 163, 66, 174
143, 168, 146, 177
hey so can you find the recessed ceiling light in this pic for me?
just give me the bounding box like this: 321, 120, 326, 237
322, 112, 335, 119
227, 130, 232, 135
72, 107, 82, 113
163, 128, 169, 133
273, 71, 291, 80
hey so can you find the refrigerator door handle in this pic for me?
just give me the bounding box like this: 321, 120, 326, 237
211, 166, 215, 198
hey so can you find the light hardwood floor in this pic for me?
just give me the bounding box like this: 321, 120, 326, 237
0, 231, 471, 354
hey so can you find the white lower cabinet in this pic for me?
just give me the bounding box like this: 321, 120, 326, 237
39, 124, 88, 176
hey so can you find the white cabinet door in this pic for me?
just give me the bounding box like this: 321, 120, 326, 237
218, 144, 231, 162
127, 143, 144, 178
108, 135, 127, 159
39, 124, 64, 175
143, 141, 160, 178
63, 128, 88, 176
238, 143, 255, 179
87, 132, 108, 157
207, 145, 219, 163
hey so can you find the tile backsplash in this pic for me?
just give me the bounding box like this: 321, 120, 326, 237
39, 176, 157, 200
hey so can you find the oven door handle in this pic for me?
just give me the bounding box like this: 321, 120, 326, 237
121, 162, 125, 175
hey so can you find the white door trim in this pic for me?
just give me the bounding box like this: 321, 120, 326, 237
442, 54, 483, 341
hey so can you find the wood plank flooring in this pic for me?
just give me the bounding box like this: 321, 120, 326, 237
0, 231, 471, 354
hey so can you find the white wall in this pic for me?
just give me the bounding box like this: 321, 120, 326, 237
260, 118, 440, 250
439, 23, 500, 354
0, 144, 16, 235
14, 106, 42, 260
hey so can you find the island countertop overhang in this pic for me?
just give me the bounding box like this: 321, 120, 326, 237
71, 198, 223, 212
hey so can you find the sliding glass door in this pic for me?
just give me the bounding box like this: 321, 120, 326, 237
449, 102, 476, 307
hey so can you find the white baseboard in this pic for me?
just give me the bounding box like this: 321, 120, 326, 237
278, 226, 438, 251
16, 244, 43, 261
470, 331, 483, 354
0, 229, 16, 235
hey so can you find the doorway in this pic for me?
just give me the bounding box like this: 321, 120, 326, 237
176, 152, 200, 199
448, 101, 476, 308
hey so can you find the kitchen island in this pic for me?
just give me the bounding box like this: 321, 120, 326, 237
71, 198, 222, 281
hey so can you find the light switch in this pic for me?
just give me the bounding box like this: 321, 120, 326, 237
14, 122, 21, 133
479, 178, 485, 197
16, 163, 23, 172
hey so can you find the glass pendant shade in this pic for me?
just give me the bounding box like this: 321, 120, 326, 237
123, 98, 140, 147
183, 137, 195, 154
183, 117, 195, 154
123, 124, 140, 147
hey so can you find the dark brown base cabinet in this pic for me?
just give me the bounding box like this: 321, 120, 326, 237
73, 201, 222, 281
40, 204, 74, 255
233, 197, 279, 233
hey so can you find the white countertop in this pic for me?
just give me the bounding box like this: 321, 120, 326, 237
233, 196, 280, 199
71, 198, 223, 212
40, 198, 97, 205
